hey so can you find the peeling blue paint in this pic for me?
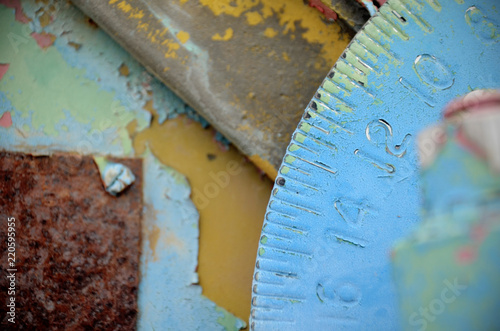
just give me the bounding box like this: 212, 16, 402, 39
139, 150, 246, 330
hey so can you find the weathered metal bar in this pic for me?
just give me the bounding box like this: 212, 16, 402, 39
71, 0, 351, 178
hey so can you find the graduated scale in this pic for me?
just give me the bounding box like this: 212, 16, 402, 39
251, 0, 500, 330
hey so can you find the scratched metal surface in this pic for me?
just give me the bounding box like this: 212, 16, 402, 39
251, 0, 500, 329
70, 0, 352, 177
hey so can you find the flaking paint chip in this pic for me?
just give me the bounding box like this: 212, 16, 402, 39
94, 156, 136, 196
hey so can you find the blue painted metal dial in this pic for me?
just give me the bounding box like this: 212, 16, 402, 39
251, 0, 500, 329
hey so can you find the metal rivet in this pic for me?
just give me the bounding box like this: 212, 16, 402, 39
276, 177, 286, 186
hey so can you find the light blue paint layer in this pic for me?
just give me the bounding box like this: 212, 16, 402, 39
251, 0, 500, 330
139, 150, 246, 330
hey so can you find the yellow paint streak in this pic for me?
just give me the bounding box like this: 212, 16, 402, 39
263, 27, 278, 38
117, 1, 132, 13
176, 30, 190, 44
149, 225, 161, 261
212, 28, 234, 41
282, 51, 290, 62
250, 154, 278, 180
129, 9, 144, 19
163, 232, 185, 251
110, 1, 180, 58
246, 11, 263, 25
133, 112, 272, 323
137, 22, 149, 32
162, 39, 180, 58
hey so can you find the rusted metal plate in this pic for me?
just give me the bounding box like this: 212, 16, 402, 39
0, 152, 142, 329
70, 0, 351, 177
310, 0, 371, 30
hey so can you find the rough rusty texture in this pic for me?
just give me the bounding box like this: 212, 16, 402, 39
0, 152, 142, 330
71, 0, 351, 176
325, 0, 370, 30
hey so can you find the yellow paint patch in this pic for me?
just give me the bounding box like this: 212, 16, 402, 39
119, 63, 130, 76
117, 1, 132, 13
245, 11, 263, 25
212, 27, 234, 41
199, 0, 349, 65
126, 118, 138, 135
39, 11, 51, 28
199, 0, 259, 17
250, 154, 278, 180
282, 51, 290, 62
263, 27, 278, 38
133, 110, 273, 323
162, 39, 180, 58
176, 30, 190, 44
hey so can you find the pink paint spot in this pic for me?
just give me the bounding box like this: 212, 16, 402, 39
0, 111, 12, 128
456, 246, 477, 265
471, 224, 488, 243
0, 0, 30, 23
456, 127, 487, 160
31, 32, 56, 50
0, 64, 9, 80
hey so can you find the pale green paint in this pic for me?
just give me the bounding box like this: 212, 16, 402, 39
280, 166, 290, 174
284, 155, 296, 164
0, 10, 148, 155
299, 122, 312, 133
322, 80, 343, 95
215, 307, 247, 331
289, 144, 300, 152
295, 132, 306, 143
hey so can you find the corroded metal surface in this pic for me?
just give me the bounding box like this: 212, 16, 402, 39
0, 1, 266, 328
0, 152, 142, 329
71, 0, 351, 177
323, 0, 371, 30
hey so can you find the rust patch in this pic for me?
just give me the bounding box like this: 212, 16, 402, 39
38, 10, 52, 27
67, 41, 82, 50
149, 224, 160, 261
0, 151, 142, 330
